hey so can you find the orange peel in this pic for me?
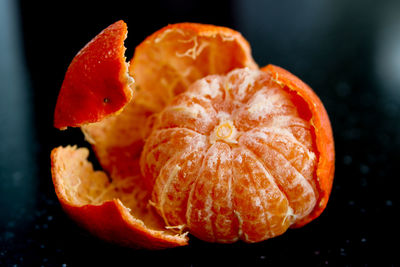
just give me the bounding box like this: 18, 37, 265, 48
51, 146, 187, 249
51, 20, 334, 248
54, 20, 133, 129
261, 65, 335, 227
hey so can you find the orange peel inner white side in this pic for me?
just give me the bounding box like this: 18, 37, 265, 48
51, 146, 188, 249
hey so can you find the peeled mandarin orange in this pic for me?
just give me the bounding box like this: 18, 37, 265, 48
140, 67, 333, 243
52, 20, 334, 248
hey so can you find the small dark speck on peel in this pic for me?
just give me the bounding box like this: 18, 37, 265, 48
103, 97, 110, 103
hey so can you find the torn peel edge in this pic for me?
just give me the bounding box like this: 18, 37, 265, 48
261, 64, 335, 228
138, 22, 254, 56
50, 146, 188, 249
54, 20, 135, 130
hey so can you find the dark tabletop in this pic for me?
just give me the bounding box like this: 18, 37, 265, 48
1, 0, 399, 266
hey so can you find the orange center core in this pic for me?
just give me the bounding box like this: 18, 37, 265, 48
216, 123, 233, 139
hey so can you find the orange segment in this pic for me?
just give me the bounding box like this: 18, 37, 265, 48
140, 128, 208, 189
54, 20, 133, 129
239, 129, 317, 220
186, 142, 239, 243
261, 64, 335, 227
51, 146, 188, 249
151, 150, 205, 228
231, 147, 291, 242
141, 68, 324, 243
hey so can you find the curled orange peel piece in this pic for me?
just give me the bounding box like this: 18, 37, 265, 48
54, 20, 133, 129
51, 146, 188, 249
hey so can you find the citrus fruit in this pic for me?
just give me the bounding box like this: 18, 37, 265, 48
140, 67, 334, 242
51, 20, 334, 248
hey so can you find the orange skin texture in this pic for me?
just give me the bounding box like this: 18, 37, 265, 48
51, 21, 334, 249
261, 64, 335, 227
54, 20, 132, 129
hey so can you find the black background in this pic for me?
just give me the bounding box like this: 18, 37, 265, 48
1, 0, 399, 266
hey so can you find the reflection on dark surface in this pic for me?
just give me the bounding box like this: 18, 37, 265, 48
0, 0, 399, 266
0, 0, 37, 242
375, 2, 400, 101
